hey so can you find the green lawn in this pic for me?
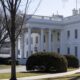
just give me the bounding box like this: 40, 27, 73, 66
39, 73, 80, 80
0, 68, 79, 79
0, 72, 45, 79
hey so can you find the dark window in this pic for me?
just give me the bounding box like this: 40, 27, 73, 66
36, 36, 38, 43
18, 50, 20, 55
34, 47, 37, 52
26, 51, 28, 58
75, 29, 78, 39
26, 38, 28, 44
67, 30, 70, 38
57, 48, 60, 53
75, 46, 78, 57
67, 47, 70, 55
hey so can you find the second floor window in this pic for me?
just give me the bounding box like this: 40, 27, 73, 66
75, 29, 78, 39
36, 36, 38, 43
67, 30, 70, 39
75, 46, 78, 57
67, 47, 70, 55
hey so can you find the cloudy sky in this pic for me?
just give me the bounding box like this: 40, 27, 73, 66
20, 0, 80, 17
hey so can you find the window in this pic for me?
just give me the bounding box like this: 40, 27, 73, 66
26, 51, 28, 58
43, 50, 46, 52
57, 48, 60, 53
34, 47, 37, 52
75, 29, 78, 39
26, 38, 28, 44
67, 30, 70, 38
18, 50, 20, 55
75, 46, 78, 57
57, 32, 60, 41
36, 36, 38, 43
67, 47, 70, 55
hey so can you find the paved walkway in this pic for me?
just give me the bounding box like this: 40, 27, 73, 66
1, 66, 80, 80
0, 66, 26, 73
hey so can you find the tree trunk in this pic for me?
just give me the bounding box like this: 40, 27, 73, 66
10, 37, 17, 80
10, 8, 17, 80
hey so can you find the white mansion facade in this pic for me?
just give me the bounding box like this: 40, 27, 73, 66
17, 9, 80, 64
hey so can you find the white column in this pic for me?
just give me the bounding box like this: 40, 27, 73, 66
15, 38, 18, 59
40, 29, 44, 51
48, 29, 52, 51
20, 33, 24, 59
28, 28, 31, 56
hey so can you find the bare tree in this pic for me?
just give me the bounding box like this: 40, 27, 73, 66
0, 0, 41, 80
0, 8, 8, 49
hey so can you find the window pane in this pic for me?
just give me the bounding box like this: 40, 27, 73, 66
75, 46, 78, 57
36, 36, 38, 43
26, 38, 28, 44
67, 30, 70, 38
75, 29, 78, 39
67, 47, 70, 55
57, 48, 60, 53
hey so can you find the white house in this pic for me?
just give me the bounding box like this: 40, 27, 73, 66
16, 9, 80, 64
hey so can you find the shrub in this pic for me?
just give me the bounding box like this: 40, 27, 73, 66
0, 57, 18, 65
64, 55, 79, 68
26, 52, 68, 72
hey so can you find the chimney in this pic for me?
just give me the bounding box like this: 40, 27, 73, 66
72, 8, 78, 15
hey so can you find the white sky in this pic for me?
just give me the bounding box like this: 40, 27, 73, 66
19, 0, 80, 17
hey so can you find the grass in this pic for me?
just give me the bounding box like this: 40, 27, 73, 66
39, 73, 80, 80
0, 72, 45, 79
0, 65, 79, 79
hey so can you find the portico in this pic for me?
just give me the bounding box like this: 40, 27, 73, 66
17, 15, 63, 64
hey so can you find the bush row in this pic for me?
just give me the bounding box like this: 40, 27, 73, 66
0, 57, 18, 65
26, 52, 68, 72
64, 55, 79, 68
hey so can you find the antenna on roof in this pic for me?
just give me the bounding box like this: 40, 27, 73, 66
76, 0, 77, 10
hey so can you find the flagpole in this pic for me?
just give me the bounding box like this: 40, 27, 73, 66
76, 0, 77, 10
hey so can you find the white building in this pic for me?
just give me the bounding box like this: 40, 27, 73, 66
17, 9, 80, 64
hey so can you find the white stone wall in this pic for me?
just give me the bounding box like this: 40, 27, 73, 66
17, 14, 80, 64
61, 22, 80, 61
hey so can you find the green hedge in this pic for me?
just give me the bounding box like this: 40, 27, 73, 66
0, 57, 18, 65
26, 52, 68, 72
64, 55, 79, 68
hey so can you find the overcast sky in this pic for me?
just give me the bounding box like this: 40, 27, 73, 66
19, 0, 80, 17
